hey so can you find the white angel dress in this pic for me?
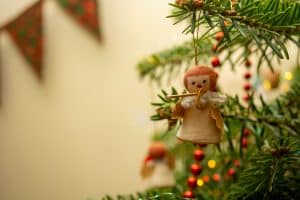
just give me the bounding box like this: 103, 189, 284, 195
142, 159, 175, 189
177, 91, 227, 144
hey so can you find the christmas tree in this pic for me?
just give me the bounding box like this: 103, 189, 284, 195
103, 0, 300, 199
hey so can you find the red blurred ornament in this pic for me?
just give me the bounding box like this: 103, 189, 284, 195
190, 163, 202, 176
84, 0, 96, 15
242, 137, 248, 148
203, 175, 210, 183
183, 190, 195, 198
215, 31, 224, 41
243, 83, 252, 91
213, 173, 221, 182
228, 168, 236, 176
148, 142, 166, 159
187, 176, 197, 188
245, 59, 252, 67
193, 149, 205, 161
243, 94, 250, 102
211, 56, 221, 67
233, 159, 240, 167
243, 128, 251, 136
143, 155, 153, 164
244, 72, 252, 79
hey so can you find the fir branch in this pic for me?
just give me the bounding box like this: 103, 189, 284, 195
150, 83, 300, 138
228, 143, 300, 200
137, 39, 213, 83
163, 0, 300, 76
101, 192, 184, 200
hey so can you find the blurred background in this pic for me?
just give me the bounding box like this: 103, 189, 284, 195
0, 1, 297, 200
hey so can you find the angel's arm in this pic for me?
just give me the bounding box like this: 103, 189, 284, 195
181, 96, 196, 109
205, 92, 227, 104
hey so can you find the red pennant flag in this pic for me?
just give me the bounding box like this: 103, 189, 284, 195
4, 0, 44, 79
57, 0, 101, 40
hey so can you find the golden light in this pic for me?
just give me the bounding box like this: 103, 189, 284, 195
208, 160, 216, 169
284, 71, 293, 81
197, 178, 204, 187
263, 80, 272, 91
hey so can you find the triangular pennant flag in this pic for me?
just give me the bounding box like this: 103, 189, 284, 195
5, 0, 44, 79
57, 0, 101, 39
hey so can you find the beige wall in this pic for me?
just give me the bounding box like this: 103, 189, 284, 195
0, 1, 297, 200
0, 1, 184, 200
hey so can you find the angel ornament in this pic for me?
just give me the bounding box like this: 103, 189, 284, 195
172, 66, 227, 144
140, 142, 175, 189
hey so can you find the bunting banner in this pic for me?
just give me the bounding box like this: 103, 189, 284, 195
0, 0, 101, 83
57, 0, 101, 40
4, 0, 44, 78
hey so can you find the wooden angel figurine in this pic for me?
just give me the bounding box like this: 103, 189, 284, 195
140, 142, 175, 189
172, 66, 227, 144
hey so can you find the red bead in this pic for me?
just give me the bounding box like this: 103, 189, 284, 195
228, 168, 236, 176
211, 56, 221, 67
243, 94, 250, 102
242, 137, 248, 148
193, 149, 205, 161
187, 176, 197, 188
233, 159, 240, 167
243, 83, 252, 91
244, 72, 251, 79
245, 59, 252, 67
213, 173, 221, 182
203, 175, 210, 183
215, 32, 224, 41
190, 163, 202, 176
243, 128, 251, 136
183, 190, 195, 198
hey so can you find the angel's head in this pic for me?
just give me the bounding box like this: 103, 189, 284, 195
148, 142, 166, 159
184, 66, 218, 93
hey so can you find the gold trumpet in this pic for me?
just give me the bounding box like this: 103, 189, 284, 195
167, 87, 209, 100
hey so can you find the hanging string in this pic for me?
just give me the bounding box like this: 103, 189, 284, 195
192, 32, 198, 65
192, 11, 201, 65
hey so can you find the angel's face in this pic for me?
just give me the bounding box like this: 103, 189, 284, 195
186, 75, 210, 93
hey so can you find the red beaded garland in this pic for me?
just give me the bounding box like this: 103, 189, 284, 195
242, 137, 248, 148
243, 83, 252, 91
190, 163, 202, 176
243, 94, 250, 102
243, 128, 251, 136
211, 56, 221, 67
187, 176, 197, 188
183, 190, 195, 198
203, 175, 210, 183
233, 159, 240, 167
215, 31, 224, 41
213, 173, 221, 182
245, 59, 252, 67
193, 149, 205, 161
228, 168, 236, 176
244, 72, 251, 79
